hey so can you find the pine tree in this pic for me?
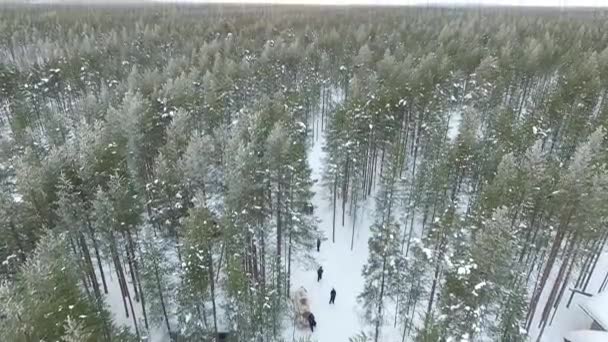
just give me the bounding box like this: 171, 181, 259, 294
139, 225, 175, 335
396, 240, 431, 342
182, 206, 221, 338
61, 317, 93, 342
92, 179, 142, 339
0, 233, 125, 342
359, 221, 405, 342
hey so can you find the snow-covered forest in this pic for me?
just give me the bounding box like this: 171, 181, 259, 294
1, 3, 608, 342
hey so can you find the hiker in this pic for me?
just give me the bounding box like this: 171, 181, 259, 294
317, 238, 321, 252
329, 288, 336, 304
307, 312, 317, 332
317, 266, 323, 282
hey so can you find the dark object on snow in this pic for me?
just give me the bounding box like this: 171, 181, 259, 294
317, 266, 323, 282
330, 288, 336, 304
217, 332, 231, 342
304, 203, 314, 215
169, 331, 235, 342
294, 287, 312, 329
317, 238, 321, 252
307, 312, 317, 332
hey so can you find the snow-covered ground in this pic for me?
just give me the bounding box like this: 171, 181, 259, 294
446, 109, 462, 142
530, 250, 608, 342
284, 116, 376, 342
283, 104, 467, 342
103, 267, 168, 342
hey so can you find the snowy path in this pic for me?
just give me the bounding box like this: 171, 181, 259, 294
284, 119, 375, 342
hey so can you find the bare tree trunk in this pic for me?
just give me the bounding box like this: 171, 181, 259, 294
369, 144, 378, 195
70, 236, 92, 300
332, 175, 337, 243
86, 218, 108, 294
350, 192, 358, 251
287, 229, 293, 297
321, 86, 325, 130
550, 250, 578, 325
276, 180, 282, 301
405, 279, 421, 338
131, 233, 149, 331
526, 208, 572, 330
174, 230, 183, 266
286, 180, 294, 295
77, 232, 101, 301
425, 219, 448, 324
113, 237, 139, 338
536, 236, 578, 341
404, 211, 416, 257
342, 158, 350, 227
583, 232, 608, 291
112, 249, 129, 318
207, 245, 218, 336
154, 261, 172, 334
124, 240, 140, 302
517, 77, 531, 119
518, 198, 542, 264
216, 242, 225, 283
374, 257, 387, 342
425, 257, 442, 325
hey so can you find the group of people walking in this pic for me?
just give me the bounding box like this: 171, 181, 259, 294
307, 238, 337, 333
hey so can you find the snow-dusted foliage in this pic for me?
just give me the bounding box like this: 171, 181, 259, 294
0, 5, 608, 342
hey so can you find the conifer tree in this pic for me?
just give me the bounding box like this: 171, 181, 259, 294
0, 233, 127, 342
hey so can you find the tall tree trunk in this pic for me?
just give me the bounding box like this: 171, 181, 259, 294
526, 208, 572, 330
550, 249, 578, 325
321, 86, 325, 130
77, 231, 101, 301
287, 228, 293, 297
425, 223, 447, 325
124, 238, 140, 302
112, 248, 129, 318
425, 256, 442, 325
517, 77, 530, 119
216, 242, 225, 283
342, 158, 350, 227
350, 192, 358, 251
174, 230, 183, 266
111, 236, 139, 338
276, 180, 282, 303
70, 236, 92, 300
207, 245, 218, 336
536, 236, 578, 341
369, 145, 377, 196
404, 211, 416, 257
86, 218, 108, 294
583, 232, 608, 291
374, 256, 388, 342
130, 232, 149, 331
332, 175, 337, 243
154, 261, 172, 334
518, 198, 542, 264
361, 148, 369, 197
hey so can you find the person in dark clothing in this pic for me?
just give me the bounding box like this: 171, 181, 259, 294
317, 266, 323, 282
317, 238, 321, 252
329, 288, 336, 304
307, 313, 317, 332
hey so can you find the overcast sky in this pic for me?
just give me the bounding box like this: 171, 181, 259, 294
15, 0, 608, 7
152, 0, 608, 7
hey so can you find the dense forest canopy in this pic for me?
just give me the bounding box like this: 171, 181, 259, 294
0, 3, 608, 342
